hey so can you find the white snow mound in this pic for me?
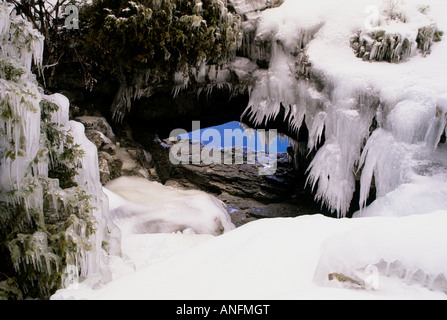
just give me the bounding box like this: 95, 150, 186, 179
104, 176, 235, 236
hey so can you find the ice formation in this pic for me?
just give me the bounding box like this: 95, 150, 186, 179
242, 0, 447, 217
107, 0, 243, 122
0, 2, 120, 296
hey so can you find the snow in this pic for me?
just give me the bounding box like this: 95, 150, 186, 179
33, 0, 442, 300
51, 168, 447, 300
356, 170, 447, 218
315, 211, 447, 294
52, 210, 447, 300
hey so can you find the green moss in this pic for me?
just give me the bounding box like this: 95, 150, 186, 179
434, 30, 444, 42
83, 0, 241, 71
40, 99, 86, 189
0, 100, 14, 120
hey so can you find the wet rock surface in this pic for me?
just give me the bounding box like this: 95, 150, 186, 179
143, 136, 324, 226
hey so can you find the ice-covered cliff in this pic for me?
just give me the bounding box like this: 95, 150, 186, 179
239, 0, 447, 217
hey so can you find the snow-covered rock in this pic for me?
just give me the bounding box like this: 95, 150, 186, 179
104, 176, 235, 236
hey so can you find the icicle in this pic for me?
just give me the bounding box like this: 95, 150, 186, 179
307, 111, 326, 151
0, 3, 12, 37
172, 71, 189, 98
425, 104, 447, 149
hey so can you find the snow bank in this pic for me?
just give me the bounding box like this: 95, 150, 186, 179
315, 211, 447, 294
356, 170, 447, 218
104, 176, 235, 236
52, 213, 447, 300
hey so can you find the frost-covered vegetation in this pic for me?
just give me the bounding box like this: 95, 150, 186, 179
0, 2, 116, 299
80, 0, 243, 121
350, 1, 443, 63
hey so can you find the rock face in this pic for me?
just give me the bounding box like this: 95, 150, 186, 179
97, 151, 122, 185
168, 153, 321, 227
75, 116, 116, 142
170, 150, 297, 203
142, 136, 324, 226
75, 116, 157, 185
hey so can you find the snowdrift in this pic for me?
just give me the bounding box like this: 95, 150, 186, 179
52, 212, 447, 300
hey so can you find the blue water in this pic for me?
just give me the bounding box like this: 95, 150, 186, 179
178, 121, 290, 153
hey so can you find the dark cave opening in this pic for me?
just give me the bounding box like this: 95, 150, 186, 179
123, 88, 375, 220
63, 76, 376, 220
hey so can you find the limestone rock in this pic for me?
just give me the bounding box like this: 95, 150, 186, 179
115, 147, 150, 180
75, 116, 116, 142
229, 0, 284, 17
98, 151, 123, 185
84, 129, 117, 154
77, 115, 157, 185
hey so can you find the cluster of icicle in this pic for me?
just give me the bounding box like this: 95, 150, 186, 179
110, 0, 244, 122
350, 23, 441, 63
112, 60, 249, 123
0, 3, 43, 72
350, 29, 413, 63
0, 2, 44, 197
241, 4, 447, 218
0, 2, 120, 293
